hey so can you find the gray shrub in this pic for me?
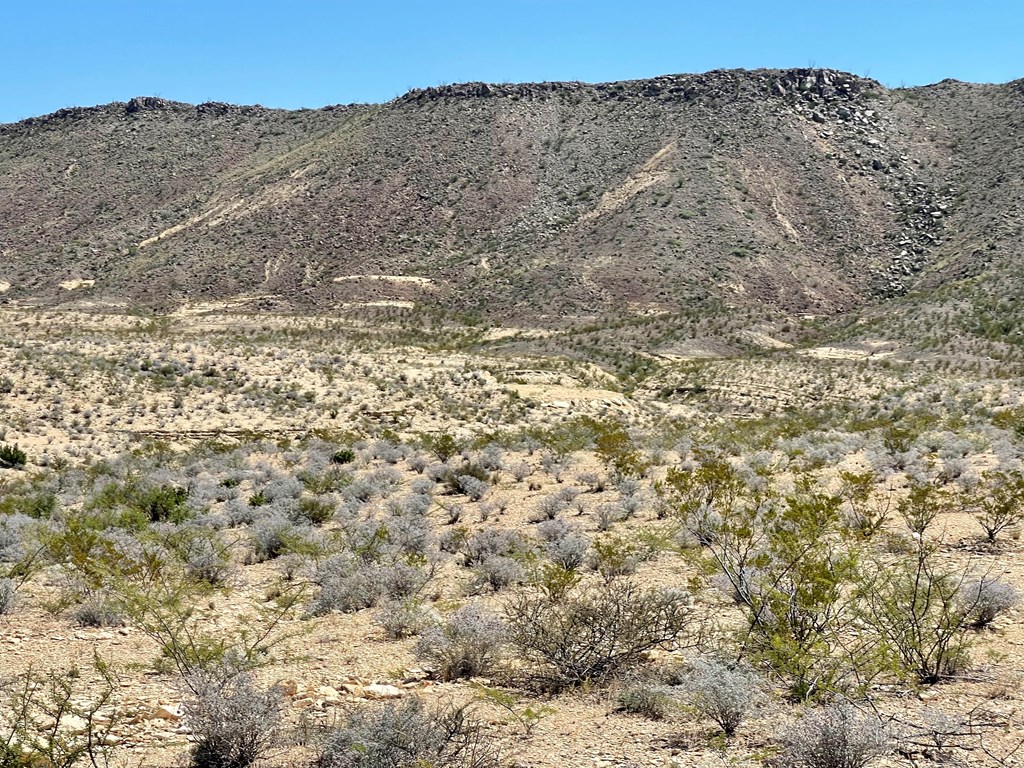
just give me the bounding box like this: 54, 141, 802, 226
463, 528, 525, 566
472, 555, 525, 593
248, 513, 298, 562
0, 578, 15, 615
184, 669, 283, 768
683, 657, 764, 736
316, 698, 499, 768
780, 704, 889, 768
456, 475, 489, 502
374, 599, 437, 640
959, 577, 1020, 627
537, 517, 589, 569
310, 567, 382, 616
415, 603, 507, 681
612, 678, 674, 720
477, 446, 504, 472
71, 597, 126, 628
0, 514, 29, 563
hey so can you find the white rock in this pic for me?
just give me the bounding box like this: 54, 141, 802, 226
363, 684, 403, 700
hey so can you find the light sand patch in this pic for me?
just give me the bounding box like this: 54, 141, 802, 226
797, 340, 897, 360
578, 140, 676, 223
480, 327, 552, 341
508, 383, 632, 410
58, 279, 95, 290
0, 282, 10, 293
333, 275, 436, 287
171, 297, 269, 317
339, 300, 415, 309
739, 329, 793, 350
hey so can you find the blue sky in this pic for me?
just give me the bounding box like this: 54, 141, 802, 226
2, 0, 1021, 123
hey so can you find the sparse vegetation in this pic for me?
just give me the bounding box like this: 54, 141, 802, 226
2, 68, 1024, 765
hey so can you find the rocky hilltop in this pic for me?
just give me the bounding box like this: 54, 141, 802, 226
0, 68, 1021, 335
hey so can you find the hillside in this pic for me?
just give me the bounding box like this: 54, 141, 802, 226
1, 68, 1022, 346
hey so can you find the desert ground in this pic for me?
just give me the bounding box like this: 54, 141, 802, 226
1, 305, 1023, 768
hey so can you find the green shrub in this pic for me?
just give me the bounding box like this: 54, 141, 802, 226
863, 557, 974, 684
136, 484, 191, 524
0, 443, 27, 469
422, 431, 462, 463
330, 448, 356, 465
960, 469, 1024, 542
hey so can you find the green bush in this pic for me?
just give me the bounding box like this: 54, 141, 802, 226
0, 443, 27, 469
662, 465, 869, 700
330, 448, 356, 465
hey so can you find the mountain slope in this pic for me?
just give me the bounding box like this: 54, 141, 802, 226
0, 68, 1020, 332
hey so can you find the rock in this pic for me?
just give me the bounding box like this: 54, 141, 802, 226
363, 684, 403, 700
61, 715, 89, 735
401, 669, 430, 684
314, 686, 342, 704
277, 679, 299, 697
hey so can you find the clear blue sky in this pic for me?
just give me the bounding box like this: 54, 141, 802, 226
2, 0, 1021, 123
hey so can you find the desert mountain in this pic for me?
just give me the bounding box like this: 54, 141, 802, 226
1, 68, 1021, 337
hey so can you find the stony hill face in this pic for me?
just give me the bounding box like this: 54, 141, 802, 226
1, 67, 1021, 326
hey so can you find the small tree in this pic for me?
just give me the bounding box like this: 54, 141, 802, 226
423, 431, 462, 463
0, 657, 122, 768
862, 546, 974, 685
593, 422, 647, 480
960, 470, 1024, 543
662, 465, 870, 700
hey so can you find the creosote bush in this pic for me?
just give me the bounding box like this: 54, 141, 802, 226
961, 469, 1024, 542
505, 580, 692, 690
